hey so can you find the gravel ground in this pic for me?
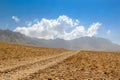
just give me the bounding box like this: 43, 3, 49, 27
24, 51, 120, 80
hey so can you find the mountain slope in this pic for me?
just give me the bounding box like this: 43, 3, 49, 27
0, 29, 120, 51
69, 37, 120, 51
0, 29, 30, 44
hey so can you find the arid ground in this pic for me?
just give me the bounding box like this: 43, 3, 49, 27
0, 42, 120, 80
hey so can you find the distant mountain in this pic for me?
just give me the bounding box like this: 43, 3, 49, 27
0, 29, 29, 44
69, 37, 120, 51
0, 29, 120, 51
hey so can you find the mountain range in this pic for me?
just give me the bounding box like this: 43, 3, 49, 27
0, 29, 120, 51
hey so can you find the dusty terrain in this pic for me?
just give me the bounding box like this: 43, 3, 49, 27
0, 42, 120, 80
0, 42, 77, 80
0, 42, 68, 71
22, 51, 120, 80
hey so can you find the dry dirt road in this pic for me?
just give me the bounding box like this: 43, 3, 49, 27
0, 50, 79, 80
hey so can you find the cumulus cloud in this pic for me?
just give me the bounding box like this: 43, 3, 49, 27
14, 15, 101, 40
107, 30, 111, 34
87, 22, 102, 37
12, 16, 20, 22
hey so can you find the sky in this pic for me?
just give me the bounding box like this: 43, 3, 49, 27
0, 0, 120, 44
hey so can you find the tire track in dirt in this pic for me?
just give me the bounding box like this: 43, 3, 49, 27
0, 51, 79, 80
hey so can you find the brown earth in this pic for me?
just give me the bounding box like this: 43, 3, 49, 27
0, 42, 120, 80
22, 51, 120, 80
0, 42, 68, 71
0, 42, 78, 80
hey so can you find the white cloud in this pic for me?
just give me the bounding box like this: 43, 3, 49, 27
107, 30, 111, 34
14, 15, 102, 40
12, 16, 20, 22
87, 22, 102, 37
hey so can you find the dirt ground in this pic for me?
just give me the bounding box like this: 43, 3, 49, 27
0, 42, 68, 71
0, 42, 120, 80
23, 51, 120, 80
0, 42, 77, 80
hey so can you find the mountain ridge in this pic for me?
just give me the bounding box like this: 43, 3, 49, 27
0, 29, 120, 51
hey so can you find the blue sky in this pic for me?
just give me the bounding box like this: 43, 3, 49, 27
0, 0, 120, 44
